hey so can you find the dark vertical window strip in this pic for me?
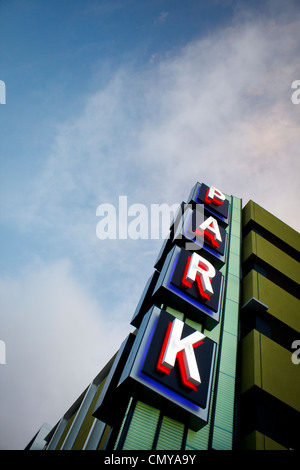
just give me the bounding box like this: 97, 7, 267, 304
232, 197, 243, 449
151, 410, 163, 450
181, 423, 188, 450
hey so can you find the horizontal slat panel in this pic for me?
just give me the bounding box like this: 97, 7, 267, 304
156, 416, 184, 450
122, 401, 160, 450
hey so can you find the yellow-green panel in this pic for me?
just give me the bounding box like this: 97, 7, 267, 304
242, 269, 300, 332
223, 299, 239, 336
240, 331, 300, 412
156, 415, 184, 450
213, 372, 235, 433
228, 252, 240, 277
231, 219, 241, 237
258, 274, 300, 332
260, 334, 300, 412
226, 273, 240, 303
239, 430, 265, 450
242, 200, 255, 228
185, 318, 203, 332
219, 332, 238, 378
243, 232, 300, 284
212, 426, 233, 450
256, 235, 300, 284
122, 401, 160, 450
240, 430, 288, 450
186, 425, 210, 450
239, 330, 262, 395
204, 322, 221, 343
166, 306, 184, 320
229, 234, 241, 256
241, 270, 259, 306
232, 195, 242, 209
243, 200, 300, 253
186, 378, 216, 450
265, 435, 288, 450
242, 231, 256, 264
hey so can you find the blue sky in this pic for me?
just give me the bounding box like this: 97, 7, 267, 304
0, 0, 299, 449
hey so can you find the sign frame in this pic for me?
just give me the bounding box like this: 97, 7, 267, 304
187, 182, 230, 226
118, 306, 217, 431
152, 245, 224, 330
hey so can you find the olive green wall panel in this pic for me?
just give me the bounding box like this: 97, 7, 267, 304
239, 329, 262, 394
243, 231, 300, 284
243, 200, 300, 253
240, 330, 300, 412
242, 270, 300, 332
260, 334, 300, 412
240, 430, 288, 450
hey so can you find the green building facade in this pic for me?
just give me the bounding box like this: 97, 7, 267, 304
238, 200, 300, 450
27, 183, 299, 451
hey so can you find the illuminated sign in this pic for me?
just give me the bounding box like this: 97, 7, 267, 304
173, 206, 228, 267
98, 182, 231, 432
142, 310, 216, 408
156, 318, 204, 391
196, 214, 222, 247
152, 245, 223, 330
118, 306, 216, 430
205, 185, 226, 206
188, 182, 230, 225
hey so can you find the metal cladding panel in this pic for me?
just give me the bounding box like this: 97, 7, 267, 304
186, 425, 210, 451
122, 401, 160, 450
242, 200, 300, 254
210, 195, 241, 450
155, 416, 185, 450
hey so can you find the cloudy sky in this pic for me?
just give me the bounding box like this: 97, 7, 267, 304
0, 0, 299, 450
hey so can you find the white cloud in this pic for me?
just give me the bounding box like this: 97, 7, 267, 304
1, 2, 300, 450
0, 258, 131, 449
12, 9, 299, 239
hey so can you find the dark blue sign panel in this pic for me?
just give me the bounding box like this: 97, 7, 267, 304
118, 306, 217, 431
142, 310, 216, 408
188, 182, 230, 226
152, 245, 224, 330
173, 206, 228, 267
